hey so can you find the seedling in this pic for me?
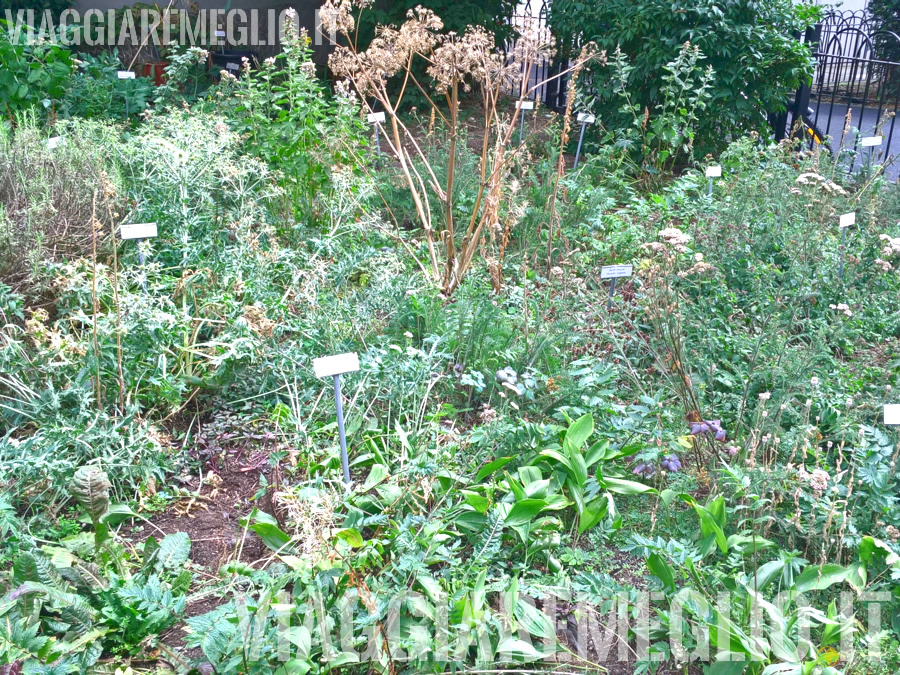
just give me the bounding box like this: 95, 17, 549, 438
313, 352, 360, 485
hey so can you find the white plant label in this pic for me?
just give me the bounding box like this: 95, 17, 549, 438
226, 62, 239, 71
47, 137, 64, 149
314, 353, 360, 378
120, 223, 158, 240
839, 212, 856, 228
600, 264, 634, 280
706, 166, 722, 178
215, 30, 226, 38
367, 111, 386, 124
516, 100, 535, 110
884, 404, 900, 425
861, 136, 883, 147
577, 112, 595, 124
117, 71, 135, 79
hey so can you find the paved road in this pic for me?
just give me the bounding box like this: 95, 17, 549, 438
802, 97, 900, 179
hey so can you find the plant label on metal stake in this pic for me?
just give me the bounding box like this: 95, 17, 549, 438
862, 136, 882, 174
117, 71, 135, 116
516, 100, 534, 144
573, 112, 595, 170
120, 223, 157, 294
838, 212, 854, 281
367, 111, 385, 154
705, 165, 721, 197
313, 352, 360, 486
885, 404, 900, 426
601, 264, 633, 311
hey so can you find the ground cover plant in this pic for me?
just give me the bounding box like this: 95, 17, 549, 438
3, 4, 900, 675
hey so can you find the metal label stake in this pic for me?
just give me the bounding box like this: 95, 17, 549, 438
516, 100, 534, 144
313, 352, 360, 486
706, 165, 721, 197
838, 212, 855, 281
120, 222, 157, 294
574, 112, 595, 170
601, 264, 633, 311
862, 136, 882, 176
117, 71, 135, 116
367, 112, 385, 155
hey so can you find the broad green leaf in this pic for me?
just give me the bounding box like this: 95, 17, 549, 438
794, 564, 849, 593
604, 477, 658, 495
463, 491, 490, 514
647, 553, 676, 594
251, 523, 293, 553
538, 448, 574, 474
578, 497, 608, 533
584, 439, 611, 467
515, 598, 556, 640
505, 499, 547, 527
564, 413, 594, 450
753, 560, 785, 592
474, 457, 513, 482
333, 528, 364, 548
496, 636, 542, 660
518, 466, 543, 485
362, 464, 387, 491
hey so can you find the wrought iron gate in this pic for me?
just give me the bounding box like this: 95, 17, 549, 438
782, 10, 900, 159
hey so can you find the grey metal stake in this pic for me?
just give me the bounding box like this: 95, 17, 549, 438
708, 177, 713, 197
374, 123, 381, 155
137, 238, 147, 294
333, 374, 351, 485
607, 277, 617, 311
574, 121, 587, 169
838, 227, 847, 281
519, 109, 526, 145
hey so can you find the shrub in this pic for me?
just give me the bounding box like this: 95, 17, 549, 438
0, 18, 74, 122
549, 0, 820, 155
0, 116, 122, 291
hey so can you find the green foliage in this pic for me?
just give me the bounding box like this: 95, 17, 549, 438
0, 19, 74, 121
550, 0, 819, 154
59, 50, 153, 120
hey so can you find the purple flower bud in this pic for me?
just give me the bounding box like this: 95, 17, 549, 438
715, 429, 726, 442
690, 422, 705, 435
633, 463, 646, 475
727, 445, 739, 457
699, 422, 710, 434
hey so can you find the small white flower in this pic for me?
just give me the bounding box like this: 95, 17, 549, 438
810, 377, 820, 388
759, 392, 771, 401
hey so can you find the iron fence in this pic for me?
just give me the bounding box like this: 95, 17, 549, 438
782, 10, 900, 171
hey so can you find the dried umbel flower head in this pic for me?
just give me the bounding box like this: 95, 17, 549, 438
329, 8, 442, 97
427, 26, 502, 93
